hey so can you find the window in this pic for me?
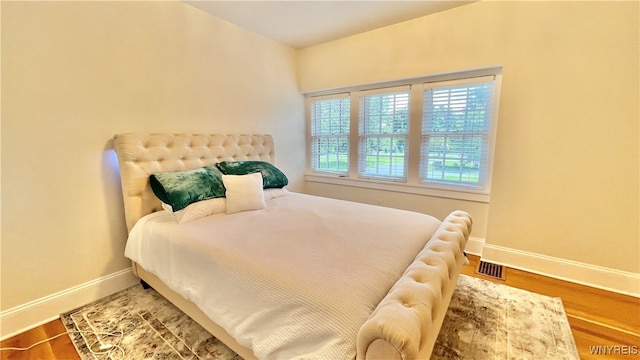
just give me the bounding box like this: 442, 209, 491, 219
306, 68, 501, 201
359, 88, 410, 180
421, 77, 496, 190
309, 95, 350, 174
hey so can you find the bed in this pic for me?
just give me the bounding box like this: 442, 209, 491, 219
112, 133, 472, 360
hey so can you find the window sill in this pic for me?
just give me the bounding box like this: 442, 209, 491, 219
305, 173, 490, 203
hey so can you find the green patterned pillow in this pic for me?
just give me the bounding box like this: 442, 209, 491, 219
149, 164, 226, 211
216, 161, 288, 189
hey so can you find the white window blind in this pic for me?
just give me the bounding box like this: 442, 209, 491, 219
421, 77, 496, 190
305, 67, 501, 202
310, 95, 350, 174
358, 88, 410, 180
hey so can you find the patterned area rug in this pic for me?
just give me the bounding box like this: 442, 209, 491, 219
61, 286, 241, 360
61, 274, 579, 360
432, 275, 579, 360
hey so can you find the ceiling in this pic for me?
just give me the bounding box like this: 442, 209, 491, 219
183, 1, 475, 49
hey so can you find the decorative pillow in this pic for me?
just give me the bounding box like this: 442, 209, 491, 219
162, 188, 288, 223
222, 173, 266, 214
149, 164, 225, 212
216, 161, 288, 189
162, 198, 227, 224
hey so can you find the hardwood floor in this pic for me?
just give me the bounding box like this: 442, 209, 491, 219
2, 255, 638, 359
461, 255, 640, 360
0, 319, 79, 360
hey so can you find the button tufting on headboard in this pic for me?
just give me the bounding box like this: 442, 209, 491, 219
112, 133, 275, 232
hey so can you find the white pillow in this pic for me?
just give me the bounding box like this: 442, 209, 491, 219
162, 197, 227, 223
222, 173, 266, 214
162, 186, 290, 223
264, 187, 290, 200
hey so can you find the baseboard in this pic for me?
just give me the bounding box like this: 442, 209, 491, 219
0, 268, 138, 340
482, 244, 640, 298
464, 236, 485, 257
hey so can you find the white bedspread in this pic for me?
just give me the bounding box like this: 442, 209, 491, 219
125, 193, 442, 359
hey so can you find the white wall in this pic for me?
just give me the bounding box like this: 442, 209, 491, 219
0, 0, 304, 331
298, 1, 639, 288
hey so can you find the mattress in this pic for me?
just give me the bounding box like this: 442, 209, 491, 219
125, 192, 443, 359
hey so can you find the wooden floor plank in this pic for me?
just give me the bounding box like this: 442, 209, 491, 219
0, 319, 79, 360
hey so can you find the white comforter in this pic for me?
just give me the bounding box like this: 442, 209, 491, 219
125, 193, 442, 359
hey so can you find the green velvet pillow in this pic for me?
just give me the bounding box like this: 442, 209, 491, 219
149, 164, 226, 211
216, 161, 288, 189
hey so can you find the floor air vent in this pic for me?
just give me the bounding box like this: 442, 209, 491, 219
476, 260, 506, 280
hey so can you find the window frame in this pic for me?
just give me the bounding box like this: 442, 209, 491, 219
420, 75, 498, 192
307, 93, 351, 175
305, 67, 502, 203
357, 86, 411, 181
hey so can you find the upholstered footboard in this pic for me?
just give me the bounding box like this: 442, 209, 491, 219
356, 211, 472, 360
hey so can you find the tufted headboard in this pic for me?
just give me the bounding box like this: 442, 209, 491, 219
112, 133, 275, 232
